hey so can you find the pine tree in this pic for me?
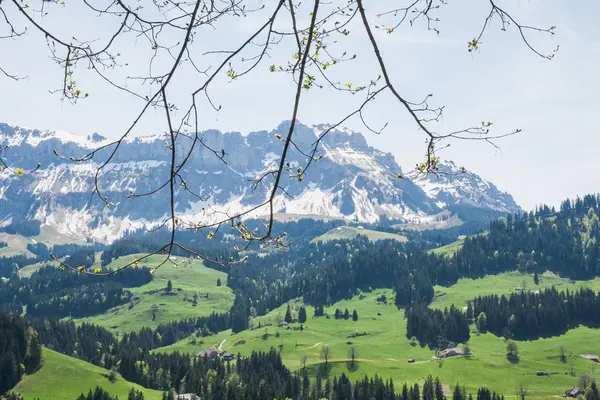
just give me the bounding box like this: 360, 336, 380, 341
298, 306, 307, 323
334, 309, 341, 319
24, 331, 42, 374
230, 294, 249, 333
285, 304, 293, 323
166, 279, 172, 293
477, 312, 487, 332
453, 384, 466, 400
533, 271, 539, 285
352, 309, 358, 321
466, 301, 474, 321
343, 308, 350, 320
401, 384, 409, 400
434, 377, 445, 400
423, 375, 435, 400
589, 381, 600, 400
410, 383, 421, 400
217, 278, 222, 286
314, 305, 324, 317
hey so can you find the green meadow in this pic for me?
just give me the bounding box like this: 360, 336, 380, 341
429, 239, 465, 256
313, 226, 407, 243
0, 226, 87, 258
11, 347, 162, 400
157, 272, 600, 399
431, 271, 600, 310
77, 254, 235, 333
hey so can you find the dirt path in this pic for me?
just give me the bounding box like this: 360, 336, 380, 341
300, 342, 324, 351
218, 339, 226, 352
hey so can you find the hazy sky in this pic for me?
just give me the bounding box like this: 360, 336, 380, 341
1, 0, 598, 211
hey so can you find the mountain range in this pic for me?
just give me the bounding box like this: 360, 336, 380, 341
0, 121, 521, 243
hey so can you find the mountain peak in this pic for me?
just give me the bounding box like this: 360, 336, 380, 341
88, 133, 107, 143
0, 121, 521, 242
408, 161, 521, 212
0, 122, 107, 149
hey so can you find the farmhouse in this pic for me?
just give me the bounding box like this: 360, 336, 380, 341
564, 387, 582, 398
222, 352, 235, 361
436, 347, 464, 359
198, 348, 218, 359
176, 394, 199, 400
580, 354, 599, 362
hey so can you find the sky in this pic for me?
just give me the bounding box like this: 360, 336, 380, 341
1, 0, 599, 211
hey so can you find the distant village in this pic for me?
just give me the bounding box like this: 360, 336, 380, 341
198, 347, 235, 361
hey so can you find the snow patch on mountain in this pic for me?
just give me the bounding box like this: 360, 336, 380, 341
0, 121, 521, 242
408, 160, 520, 213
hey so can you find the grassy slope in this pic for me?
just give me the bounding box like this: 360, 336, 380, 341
17, 260, 59, 278
429, 232, 489, 257
313, 226, 407, 243
77, 254, 235, 333
429, 239, 465, 256
0, 226, 86, 258
432, 271, 600, 310
12, 347, 162, 400
158, 272, 600, 399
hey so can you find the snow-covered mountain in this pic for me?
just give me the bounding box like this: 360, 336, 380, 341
407, 160, 519, 213
0, 121, 521, 243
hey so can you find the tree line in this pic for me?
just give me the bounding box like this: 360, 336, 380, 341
0, 244, 102, 278
28, 312, 230, 368
224, 193, 600, 339
1, 310, 510, 400
405, 304, 471, 348
2, 310, 503, 400
0, 314, 41, 394
472, 287, 600, 339
75, 387, 145, 400
0, 266, 152, 317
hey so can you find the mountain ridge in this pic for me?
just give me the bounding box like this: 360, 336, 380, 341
0, 121, 521, 243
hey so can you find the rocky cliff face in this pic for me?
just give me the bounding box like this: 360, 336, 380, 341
0, 121, 521, 242
407, 160, 519, 213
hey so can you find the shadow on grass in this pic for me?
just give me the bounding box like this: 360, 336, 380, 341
316, 363, 333, 379
346, 361, 360, 372
506, 353, 520, 364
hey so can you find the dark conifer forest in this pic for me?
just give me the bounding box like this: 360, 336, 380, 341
4, 195, 600, 397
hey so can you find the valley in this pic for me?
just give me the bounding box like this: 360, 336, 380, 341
2, 125, 600, 400
155, 274, 600, 399
1, 0, 595, 398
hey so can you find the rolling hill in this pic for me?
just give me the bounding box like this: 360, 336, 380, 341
156, 273, 600, 399
313, 226, 407, 243
77, 254, 235, 333
0, 225, 86, 258
11, 347, 162, 400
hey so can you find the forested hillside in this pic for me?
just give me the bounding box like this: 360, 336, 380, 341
229, 194, 600, 316
4, 195, 600, 399
0, 266, 151, 317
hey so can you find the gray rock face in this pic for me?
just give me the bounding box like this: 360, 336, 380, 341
407, 160, 521, 213
0, 121, 520, 242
